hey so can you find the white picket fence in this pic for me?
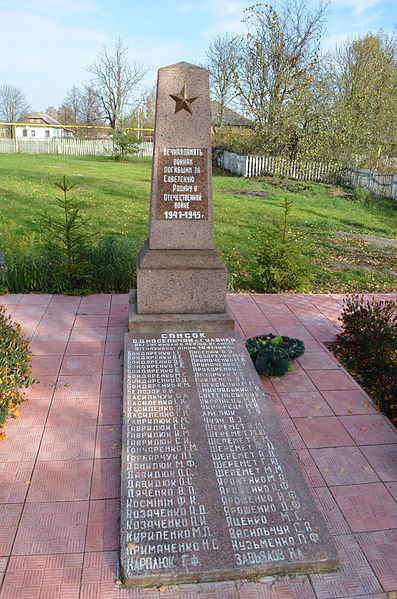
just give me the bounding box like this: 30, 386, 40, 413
0, 138, 153, 157
215, 150, 397, 199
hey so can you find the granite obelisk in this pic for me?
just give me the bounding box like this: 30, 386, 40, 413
129, 61, 234, 332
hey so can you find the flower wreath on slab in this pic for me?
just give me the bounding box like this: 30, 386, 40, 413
246, 333, 305, 377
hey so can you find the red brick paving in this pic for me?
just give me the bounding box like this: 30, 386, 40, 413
356, 530, 397, 591
330, 483, 397, 532
320, 389, 377, 416
310, 446, 380, 485
0, 292, 396, 598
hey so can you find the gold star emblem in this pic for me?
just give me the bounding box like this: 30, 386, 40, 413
170, 85, 198, 114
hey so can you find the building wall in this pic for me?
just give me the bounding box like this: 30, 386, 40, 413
15, 126, 72, 139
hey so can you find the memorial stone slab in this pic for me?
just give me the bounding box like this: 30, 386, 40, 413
120, 331, 338, 586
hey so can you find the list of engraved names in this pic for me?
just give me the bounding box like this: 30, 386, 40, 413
123, 333, 324, 577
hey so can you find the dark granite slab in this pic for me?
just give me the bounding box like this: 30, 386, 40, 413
120, 332, 338, 586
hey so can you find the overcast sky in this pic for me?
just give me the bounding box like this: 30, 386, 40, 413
0, 0, 396, 113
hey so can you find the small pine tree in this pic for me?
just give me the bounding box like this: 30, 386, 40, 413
255, 198, 313, 292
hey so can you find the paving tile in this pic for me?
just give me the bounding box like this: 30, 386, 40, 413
4, 400, 50, 430
329, 595, 387, 599
356, 529, 397, 592
101, 375, 123, 399
19, 294, 53, 305
65, 340, 105, 355
311, 487, 351, 535
106, 327, 126, 341
0, 293, 23, 303
69, 327, 107, 343
111, 293, 129, 304
23, 377, 56, 401
299, 339, 324, 352
360, 445, 397, 481
47, 399, 99, 427
385, 481, 397, 500
266, 313, 302, 326
307, 369, 358, 391
39, 313, 76, 328
270, 371, 317, 393
0, 553, 83, 599
50, 295, 80, 305
331, 483, 397, 532
297, 351, 339, 370
296, 314, 332, 327
0, 462, 34, 503
80, 295, 111, 308
60, 355, 103, 376
53, 375, 101, 400
29, 341, 68, 356
13, 501, 89, 555
279, 418, 306, 450
38, 427, 96, 461
32, 328, 72, 343
278, 391, 333, 418
27, 460, 93, 502
305, 325, 339, 342
294, 449, 326, 487
85, 499, 119, 551
80, 551, 119, 590
0, 503, 24, 556
274, 325, 315, 340
98, 398, 122, 426
239, 576, 316, 599
108, 314, 129, 328
293, 417, 354, 448
310, 534, 383, 598
339, 415, 397, 445
267, 393, 289, 419
74, 314, 109, 327
321, 390, 377, 416
0, 428, 43, 463
91, 459, 120, 499
103, 354, 123, 375
95, 425, 122, 459
105, 340, 124, 356
0, 557, 7, 587
310, 447, 380, 486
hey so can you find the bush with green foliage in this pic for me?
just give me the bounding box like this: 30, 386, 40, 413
333, 294, 397, 426
246, 333, 305, 376
253, 198, 314, 292
351, 187, 372, 203
111, 129, 142, 162
0, 177, 137, 295
0, 306, 33, 439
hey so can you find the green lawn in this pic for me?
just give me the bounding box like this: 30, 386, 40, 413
0, 153, 396, 292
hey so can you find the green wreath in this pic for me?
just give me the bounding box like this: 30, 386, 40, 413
246, 333, 305, 377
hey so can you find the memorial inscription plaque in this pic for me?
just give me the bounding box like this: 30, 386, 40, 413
156, 147, 208, 220
120, 332, 338, 586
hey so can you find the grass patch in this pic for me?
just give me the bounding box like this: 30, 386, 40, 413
0, 154, 396, 293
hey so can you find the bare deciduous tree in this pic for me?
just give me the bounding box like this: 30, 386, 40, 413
0, 84, 30, 122
88, 38, 148, 129
205, 33, 239, 131
79, 85, 103, 125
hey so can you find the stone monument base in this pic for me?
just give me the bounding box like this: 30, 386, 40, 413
128, 290, 235, 333
136, 241, 229, 315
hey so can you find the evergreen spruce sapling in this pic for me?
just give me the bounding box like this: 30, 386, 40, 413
38, 176, 97, 291
255, 197, 313, 292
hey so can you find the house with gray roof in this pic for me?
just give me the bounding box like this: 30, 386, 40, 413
210, 100, 253, 130
16, 113, 74, 139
